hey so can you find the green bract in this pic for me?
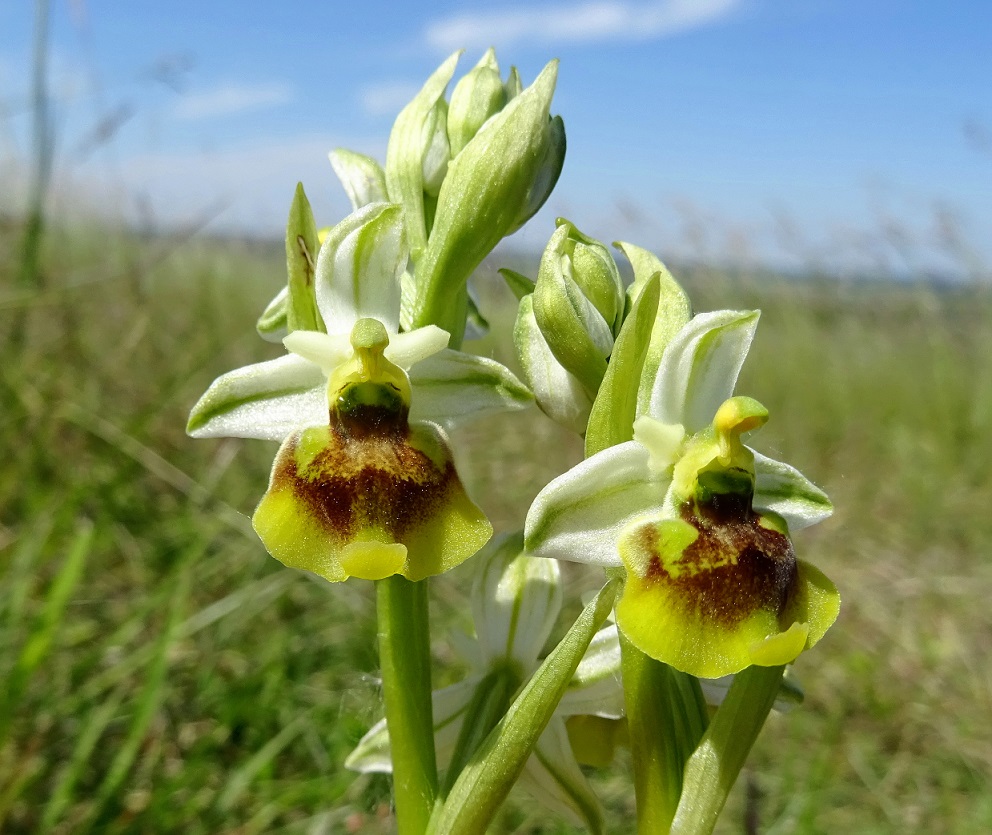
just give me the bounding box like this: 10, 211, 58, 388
346, 533, 623, 832
525, 309, 840, 678
188, 201, 533, 583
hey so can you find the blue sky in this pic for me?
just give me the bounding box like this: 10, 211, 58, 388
1, 0, 990, 273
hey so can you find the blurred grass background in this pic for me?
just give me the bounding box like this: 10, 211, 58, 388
1, 213, 991, 835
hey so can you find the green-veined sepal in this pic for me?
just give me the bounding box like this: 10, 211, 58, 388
314, 202, 406, 335
329, 149, 389, 210
524, 441, 658, 568
648, 309, 760, 432
186, 354, 324, 441
471, 533, 562, 672
753, 450, 834, 530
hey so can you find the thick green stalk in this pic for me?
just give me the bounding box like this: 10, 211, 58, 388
376, 575, 438, 833
620, 632, 709, 834
671, 665, 785, 835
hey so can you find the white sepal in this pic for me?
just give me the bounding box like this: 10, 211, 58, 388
408, 349, 534, 429
525, 441, 659, 568
314, 202, 406, 335
329, 149, 389, 210
753, 450, 834, 531
520, 717, 604, 832
186, 354, 324, 441
649, 309, 760, 433
471, 534, 562, 671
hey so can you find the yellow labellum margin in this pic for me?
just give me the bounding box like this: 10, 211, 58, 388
253, 319, 491, 583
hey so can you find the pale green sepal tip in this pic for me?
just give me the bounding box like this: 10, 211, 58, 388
385, 51, 461, 260
753, 450, 833, 530
407, 348, 534, 428
499, 267, 536, 301
256, 285, 289, 343
585, 272, 661, 457
448, 48, 506, 158
285, 182, 322, 333
328, 148, 388, 210
428, 579, 619, 835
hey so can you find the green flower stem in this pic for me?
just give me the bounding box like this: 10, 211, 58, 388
620, 632, 709, 834
376, 575, 438, 834
671, 664, 785, 835
442, 665, 521, 796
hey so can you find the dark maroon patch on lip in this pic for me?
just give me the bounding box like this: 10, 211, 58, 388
641, 496, 798, 628
270, 414, 458, 545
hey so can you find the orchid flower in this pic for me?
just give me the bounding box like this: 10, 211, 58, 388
345, 533, 624, 832
525, 309, 840, 679
187, 201, 533, 583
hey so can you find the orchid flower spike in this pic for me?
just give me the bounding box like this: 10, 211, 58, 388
187, 201, 533, 583
525, 310, 840, 678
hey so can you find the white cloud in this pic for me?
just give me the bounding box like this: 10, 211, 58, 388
45, 133, 388, 235
425, 0, 741, 51
358, 82, 421, 117
173, 82, 294, 122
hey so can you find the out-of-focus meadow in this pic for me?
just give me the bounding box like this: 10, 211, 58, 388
1, 211, 991, 834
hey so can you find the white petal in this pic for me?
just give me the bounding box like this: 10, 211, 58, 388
471, 533, 562, 671
282, 330, 352, 373
384, 326, 450, 369
408, 349, 534, 429
632, 416, 685, 474
559, 624, 624, 719
315, 202, 406, 334
753, 450, 833, 531
524, 442, 660, 568
518, 717, 604, 831
187, 354, 325, 441
649, 310, 760, 433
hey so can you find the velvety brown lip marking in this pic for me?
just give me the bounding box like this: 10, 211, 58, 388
271, 409, 458, 544
642, 497, 798, 628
